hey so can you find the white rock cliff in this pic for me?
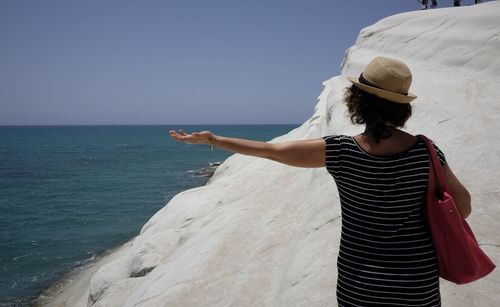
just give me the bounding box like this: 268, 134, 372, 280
46, 2, 500, 306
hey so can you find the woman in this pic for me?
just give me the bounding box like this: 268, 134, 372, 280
169, 56, 471, 306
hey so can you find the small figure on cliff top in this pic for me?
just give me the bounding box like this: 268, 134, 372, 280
418, 0, 429, 10
418, 0, 438, 10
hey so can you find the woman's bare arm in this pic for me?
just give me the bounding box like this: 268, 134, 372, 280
269, 138, 326, 168
169, 129, 326, 168
443, 164, 472, 219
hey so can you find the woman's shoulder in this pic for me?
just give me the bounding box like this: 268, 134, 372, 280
321, 134, 355, 150
415, 134, 448, 166
427, 137, 448, 166
322, 134, 352, 142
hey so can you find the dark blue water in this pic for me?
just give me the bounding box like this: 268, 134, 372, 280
0, 124, 297, 306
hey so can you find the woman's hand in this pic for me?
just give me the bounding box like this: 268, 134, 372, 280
168, 129, 326, 168
169, 129, 215, 145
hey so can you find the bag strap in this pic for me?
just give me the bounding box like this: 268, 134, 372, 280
416, 135, 449, 195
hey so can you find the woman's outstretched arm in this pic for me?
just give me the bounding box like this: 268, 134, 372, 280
169, 129, 326, 168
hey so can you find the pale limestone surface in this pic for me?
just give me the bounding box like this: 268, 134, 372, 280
44, 2, 500, 306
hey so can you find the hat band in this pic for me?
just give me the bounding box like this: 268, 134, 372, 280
359, 73, 408, 96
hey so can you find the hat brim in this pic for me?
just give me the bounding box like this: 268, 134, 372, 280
346, 76, 417, 104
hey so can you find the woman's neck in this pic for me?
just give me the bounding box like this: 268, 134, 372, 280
365, 122, 396, 129
353, 128, 417, 156
363, 122, 397, 143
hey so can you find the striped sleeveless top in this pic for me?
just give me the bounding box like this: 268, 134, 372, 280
323, 135, 446, 307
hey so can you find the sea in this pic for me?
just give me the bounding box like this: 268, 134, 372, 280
0, 124, 298, 307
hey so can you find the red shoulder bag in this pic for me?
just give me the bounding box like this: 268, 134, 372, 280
417, 135, 495, 284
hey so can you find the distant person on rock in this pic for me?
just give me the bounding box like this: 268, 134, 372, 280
169, 56, 472, 306
419, 0, 429, 10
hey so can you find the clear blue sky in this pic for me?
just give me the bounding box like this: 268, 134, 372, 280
0, 0, 477, 125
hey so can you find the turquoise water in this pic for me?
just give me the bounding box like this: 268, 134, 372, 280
0, 124, 298, 306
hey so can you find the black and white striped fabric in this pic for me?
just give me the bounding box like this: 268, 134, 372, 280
323, 135, 446, 307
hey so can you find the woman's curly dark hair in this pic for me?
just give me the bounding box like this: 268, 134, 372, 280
345, 84, 412, 129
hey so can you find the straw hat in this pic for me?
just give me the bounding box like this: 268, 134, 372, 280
347, 56, 417, 104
